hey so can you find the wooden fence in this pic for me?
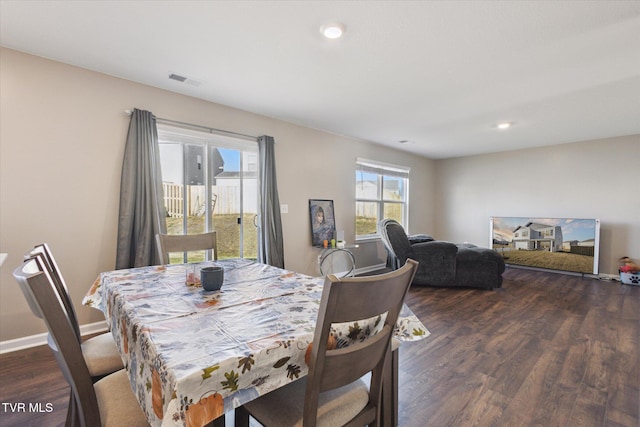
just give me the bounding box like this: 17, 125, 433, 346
163, 183, 249, 217
569, 245, 595, 257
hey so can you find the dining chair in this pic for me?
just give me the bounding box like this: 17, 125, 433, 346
27, 244, 124, 381
14, 257, 149, 427
156, 231, 218, 264
236, 259, 418, 427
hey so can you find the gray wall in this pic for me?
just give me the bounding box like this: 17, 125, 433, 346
433, 135, 640, 275
1, 48, 638, 344
0, 48, 434, 342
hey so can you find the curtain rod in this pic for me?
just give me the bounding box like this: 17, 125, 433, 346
124, 110, 259, 142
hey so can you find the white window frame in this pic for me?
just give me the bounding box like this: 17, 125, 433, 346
355, 158, 410, 240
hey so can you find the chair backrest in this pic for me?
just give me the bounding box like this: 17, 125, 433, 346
27, 243, 81, 339
14, 258, 102, 427
379, 219, 412, 264
14, 255, 47, 319
156, 232, 218, 265
304, 258, 418, 426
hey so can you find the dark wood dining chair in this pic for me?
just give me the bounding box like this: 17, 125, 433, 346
156, 231, 218, 264
13, 257, 149, 427
236, 259, 418, 427
27, 244, 123, 381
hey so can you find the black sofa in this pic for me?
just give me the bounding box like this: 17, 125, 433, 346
379, 219, 504, 289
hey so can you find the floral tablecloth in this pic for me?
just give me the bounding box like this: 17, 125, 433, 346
83, 259, 429, 427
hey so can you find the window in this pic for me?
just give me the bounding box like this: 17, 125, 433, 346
355, 158, 409, 239
157, 124, 258, 262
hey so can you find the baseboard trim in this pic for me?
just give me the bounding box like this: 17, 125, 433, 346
355, 263, 388, 276
0, 321, 108, 354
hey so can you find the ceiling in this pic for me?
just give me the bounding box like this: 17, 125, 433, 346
2, 1, 639, 159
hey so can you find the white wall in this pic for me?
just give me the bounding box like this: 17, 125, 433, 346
433, 135, 640, 275
0, 48, 435, 342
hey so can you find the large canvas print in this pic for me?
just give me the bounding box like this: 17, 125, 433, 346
490, 216, 600, 274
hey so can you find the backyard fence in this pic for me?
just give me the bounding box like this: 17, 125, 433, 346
163, 182, 255, 217
569, 245, 595, 257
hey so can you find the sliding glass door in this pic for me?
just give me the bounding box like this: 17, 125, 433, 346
158, 126, 258, 262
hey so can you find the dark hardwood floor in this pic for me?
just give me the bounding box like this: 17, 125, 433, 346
1, 267, 638, 426
399, 268, 639, 427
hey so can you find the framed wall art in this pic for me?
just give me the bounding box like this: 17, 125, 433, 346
309, 199, 336, 247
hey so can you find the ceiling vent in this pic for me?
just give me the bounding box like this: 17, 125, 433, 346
168, 73, 203, 87
169, 73, 187, 82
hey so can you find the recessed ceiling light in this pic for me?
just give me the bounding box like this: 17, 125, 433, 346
320, 23, 346, 39
497, 122, 512, 130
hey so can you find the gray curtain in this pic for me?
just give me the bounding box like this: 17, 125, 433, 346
257, 135, 285, 268
115, 109, 166, 269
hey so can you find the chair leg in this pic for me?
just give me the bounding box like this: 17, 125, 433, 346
391, 347, 399, 427
234, 406, 251, 427
65, 391, 78, 427
381, 348, 399, 427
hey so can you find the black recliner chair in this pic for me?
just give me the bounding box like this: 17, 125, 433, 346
379, 219, 504, 289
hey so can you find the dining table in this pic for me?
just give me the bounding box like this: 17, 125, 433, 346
83, 258, 429, 427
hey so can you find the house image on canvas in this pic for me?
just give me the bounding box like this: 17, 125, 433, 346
512, 222, 563, 252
